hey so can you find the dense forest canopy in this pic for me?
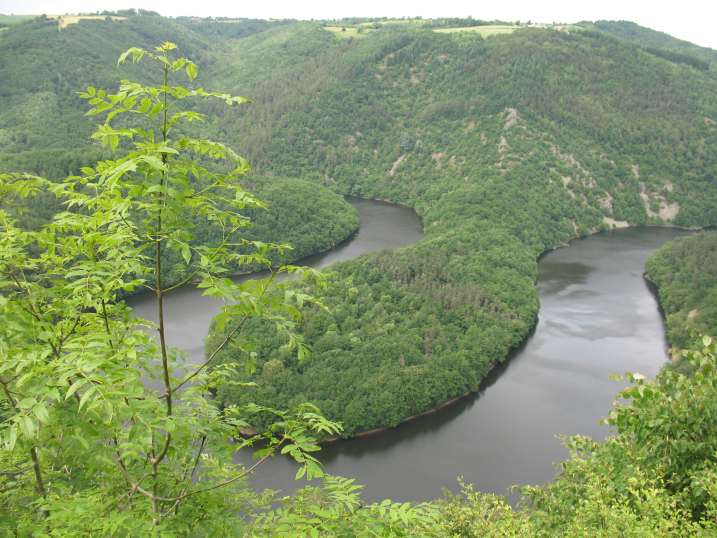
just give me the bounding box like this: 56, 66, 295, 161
581, 20, 717, 68
646, 232, 717, 352
2, 14, 717, 535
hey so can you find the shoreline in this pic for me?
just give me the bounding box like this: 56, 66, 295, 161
642, 271, 676, 358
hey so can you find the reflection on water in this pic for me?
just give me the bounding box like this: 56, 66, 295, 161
240, 227, 691, 503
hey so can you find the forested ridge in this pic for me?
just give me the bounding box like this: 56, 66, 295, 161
0, 15, 358, 280
3, 14, 717, 535
580, 20, 717, 69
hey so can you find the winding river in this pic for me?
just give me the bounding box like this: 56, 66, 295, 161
129, 199, 690, 503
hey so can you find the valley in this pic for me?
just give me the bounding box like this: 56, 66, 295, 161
1, 10, 717, 535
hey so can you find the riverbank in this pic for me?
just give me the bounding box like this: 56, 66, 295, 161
642, 272, 681, 361
643, 231, 717, 362
128, 196, 424, 367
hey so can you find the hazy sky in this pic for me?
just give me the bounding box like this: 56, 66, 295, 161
2, 0, 716, 49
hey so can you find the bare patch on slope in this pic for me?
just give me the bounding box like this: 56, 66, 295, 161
389, 154, 408, 177
603, 217, 630, 229
503, 107, 520, 129
639, 182, 680, 221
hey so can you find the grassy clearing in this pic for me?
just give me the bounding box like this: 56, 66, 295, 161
0, 14, 36, 26
324, 26, 372, 39
373, 19, 422, 26
433, 25, 519, 37
555, 24, 584, 33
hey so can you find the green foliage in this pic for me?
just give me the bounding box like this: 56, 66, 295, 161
248, 475, 440, 537
0, 44, 342, 535
646, 232, 717, 351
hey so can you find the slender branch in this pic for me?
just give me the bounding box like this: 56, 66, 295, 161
0, 377, 18, 407
164, 435, 207, 517
0, 377, 48, 510
29, 447, 47, 500
148, 59, 173, 522
156, 242, 171, 416
9, 270, 80, 360
188, 180, 224, 199
112, 436, 135, 502
123, 444, 277, 505
187, 436, 206, 484
161, 444, 276, 503
8, 271, 41, 319
8, 272, 43, 322
55, 314, 82, 356
153, 430, 172, 468
156, 59, 172, 418
170, 316, 247, 394
170, 271, 277, 394
100, 299, 114, 349
0, 465, 28, 477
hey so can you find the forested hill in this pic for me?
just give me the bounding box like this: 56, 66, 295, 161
0, 14, 288, 177
646, 232, 717, 354
3, 15, 717, 436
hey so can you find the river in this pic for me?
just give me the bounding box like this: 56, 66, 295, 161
128, 200, 689, 503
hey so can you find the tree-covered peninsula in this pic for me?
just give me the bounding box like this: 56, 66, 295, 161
3, 11, 716, 435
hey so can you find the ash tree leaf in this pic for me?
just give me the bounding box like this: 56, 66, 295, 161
186, 62, 198, 82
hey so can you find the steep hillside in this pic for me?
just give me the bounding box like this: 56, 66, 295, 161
0, 18, 358, 289
0, 14, 284, 177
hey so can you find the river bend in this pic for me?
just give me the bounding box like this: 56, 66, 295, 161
129, 201, 687, 502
